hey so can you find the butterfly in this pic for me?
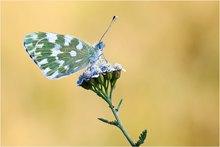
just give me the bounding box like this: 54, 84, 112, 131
24, 16, 118, 80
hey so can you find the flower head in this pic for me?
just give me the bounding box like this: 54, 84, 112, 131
76, 74, 86, 86
77, 62, 125, 93
99, 62, 114, 72
77, 62, 124, 86
113, 63, 126, 71
90, 65, 101, 78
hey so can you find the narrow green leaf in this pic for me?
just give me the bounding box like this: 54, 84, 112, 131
135, 129, 147, 146
97, 118, 118, 126
116, 99, 123, 111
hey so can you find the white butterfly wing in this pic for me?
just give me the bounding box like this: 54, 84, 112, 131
24, 32, 96, 79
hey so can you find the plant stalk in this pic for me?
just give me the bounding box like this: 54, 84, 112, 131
108, 101, 136, 146
100, 80, 136, 146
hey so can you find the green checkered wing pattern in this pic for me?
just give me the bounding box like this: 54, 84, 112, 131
24, 32, 96, 79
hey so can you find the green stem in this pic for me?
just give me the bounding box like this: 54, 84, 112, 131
103, 79, 108, 96
106, 80, 110, 95
92, 77, 136, 146
108, 102, 136, 146
91, 85, 109, 104
109, 85, 113, 99
109, 83, 115, 100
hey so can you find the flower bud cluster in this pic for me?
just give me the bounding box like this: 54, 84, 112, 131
77, 62, 125, 94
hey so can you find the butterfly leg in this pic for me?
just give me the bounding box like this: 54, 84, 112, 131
100, 53, 108, 63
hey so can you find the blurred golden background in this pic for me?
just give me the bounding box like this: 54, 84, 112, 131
1, 1, 219, 146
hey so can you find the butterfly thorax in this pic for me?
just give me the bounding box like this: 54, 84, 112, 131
89, 42, 105, 65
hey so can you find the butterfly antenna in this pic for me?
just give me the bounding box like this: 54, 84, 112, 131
99, 16, 118, 42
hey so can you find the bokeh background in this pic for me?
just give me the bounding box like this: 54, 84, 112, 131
1, 1, 219, 146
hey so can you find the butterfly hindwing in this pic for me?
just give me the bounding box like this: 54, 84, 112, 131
24, 32, 95, 79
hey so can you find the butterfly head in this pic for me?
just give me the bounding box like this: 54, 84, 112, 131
94, 42, 105, 51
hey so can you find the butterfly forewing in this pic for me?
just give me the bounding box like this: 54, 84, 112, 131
24, 32, 95, 79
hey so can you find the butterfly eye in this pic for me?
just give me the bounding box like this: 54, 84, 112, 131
95, 42, 105, 51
